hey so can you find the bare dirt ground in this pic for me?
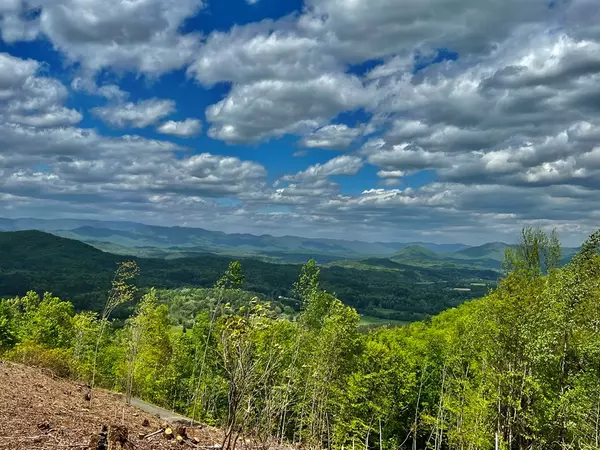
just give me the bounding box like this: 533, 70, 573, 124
0, 361, 226, 449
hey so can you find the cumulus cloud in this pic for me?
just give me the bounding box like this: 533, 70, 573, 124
360, 31, 600, 192
71, 77, 129, 101
188, 21, 337, 86
0, 124, 184, 166
4, 0, 600, 243
282, 155, 364, 182
300, 0, 554, 62
266, 155, 364, 206
1, 0, 204, 75
206, 74, 371, 143
157, 119, 203, 138
188, 21, 372, 144
0, 123, 268, 207
92, 99, 175, 129
0, 53, 40, 99
300, 124, 364, 150
0, 1, 40, 43
0, 53, 82, 128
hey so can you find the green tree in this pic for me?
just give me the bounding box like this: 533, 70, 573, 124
191, 261, 245, 421
91, 261, 139, 397
15, 292, 75, 349
0, 300, 18, 351
123, 288, 172, 405
71, 311, 100, 380
294, 259, 320, 305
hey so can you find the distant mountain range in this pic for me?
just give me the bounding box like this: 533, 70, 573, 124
0, 217, 579, 269
0, 230, 498, 321
0, 217, 469, 260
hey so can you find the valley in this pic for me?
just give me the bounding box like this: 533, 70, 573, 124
0, 229, 498, 323
1, 227, 599, 449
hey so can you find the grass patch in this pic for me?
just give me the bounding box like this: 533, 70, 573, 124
359, 315, 408, 327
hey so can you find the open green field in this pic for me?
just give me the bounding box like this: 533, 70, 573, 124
359, 315, 408, 327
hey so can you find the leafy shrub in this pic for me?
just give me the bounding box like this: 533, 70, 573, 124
0, 300, 18, 352
7, 342, 78, 378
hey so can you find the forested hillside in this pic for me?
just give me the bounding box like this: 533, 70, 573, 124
0, 231, 496, 321
1, 228, 599, 449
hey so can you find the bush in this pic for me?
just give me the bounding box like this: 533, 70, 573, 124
0, 301, 18, 352
7, 342, 78, 378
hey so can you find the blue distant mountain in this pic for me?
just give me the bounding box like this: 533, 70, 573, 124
0, 217, 578, 269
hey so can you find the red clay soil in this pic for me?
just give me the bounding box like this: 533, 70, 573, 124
0, 361, 226, 449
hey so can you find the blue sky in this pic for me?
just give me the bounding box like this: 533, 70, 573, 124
0, 0, 599, 245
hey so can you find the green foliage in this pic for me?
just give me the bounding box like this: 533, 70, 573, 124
8, 292, 75, 348
216, 261, 245, 290
293, 258, 320, 304
2, 228, 600, 450
123, 288, 172, 404
157, 288, 285, 329
7, 342, 78, 378
90, 261, 140, 395
0, 230, 498, 322
71, 311, 101, 380
0, 300, 18, 351
104, 261, 139, 320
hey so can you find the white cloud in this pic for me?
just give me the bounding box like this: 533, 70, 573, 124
3, 0, 600, 243
188, 21, 336, 86
8, 108, 83, 128
359, 29, 600, 191
300, 0, 554, 62
0, 1, 40, 43
0, 53, 82, 128
282, 155, 364, 182
71, 77, 129, 101
377, 170, 406, 178
188, 20, 371, 144
206, 74, 371, 143
262, 155, 365, 207
0, 123, 268, 204
1, 0, 204, 75
0, 124, 185, 165
157, 119, 203, 138
0, 53, 39, 99
92, 99, 175, 129
300, 124, 364, 150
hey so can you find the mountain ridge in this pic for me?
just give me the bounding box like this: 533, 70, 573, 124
0, 217, 475, 262
0, 230, 497, 322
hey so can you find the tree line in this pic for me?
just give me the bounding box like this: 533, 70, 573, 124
0, 230, 495, 322
1, 228, 600, 449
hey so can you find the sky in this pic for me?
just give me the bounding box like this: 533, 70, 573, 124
0, 0, 599, 246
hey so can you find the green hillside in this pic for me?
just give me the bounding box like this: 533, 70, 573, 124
2, 228, 598, 450
392, 245, 440, 260
453, 242, 510, 259
0, 231, 497, 322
